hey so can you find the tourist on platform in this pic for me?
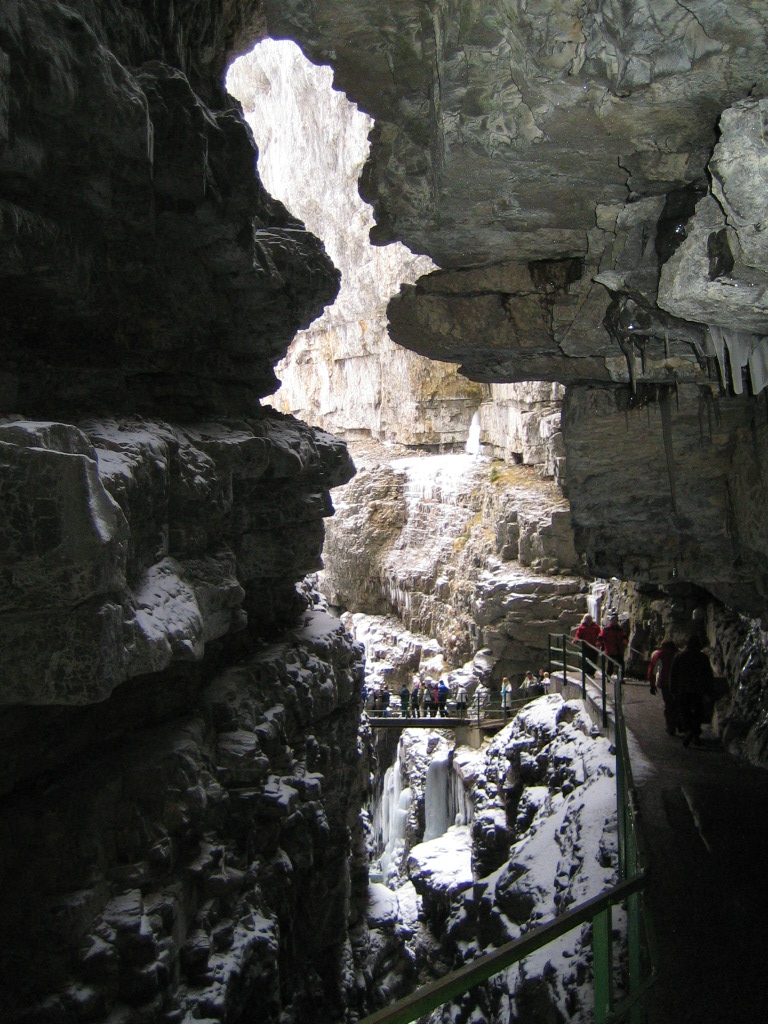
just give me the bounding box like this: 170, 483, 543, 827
648, 637, 679, 735
410, 681, 421, 718
380, 684, 391, 717
521, 671, 537, 692
456, 684, 468, 717
437, 678, 450, 717
598, 613, 628, 678
423, 683, 438, 718
399, 683, 411, 718
500, 676, 511, 715
670, 635, 714, 747
574, 613, 601, 676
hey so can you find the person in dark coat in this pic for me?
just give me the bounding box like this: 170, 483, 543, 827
437, 679, 450, 717
574, 613, 601, 677
648, 637, 679, 735
423, 684, 437, 718
598, 613, 628, 677
399, 683, 411, 718
410, 682, 421, 718
670, 635, 714, 747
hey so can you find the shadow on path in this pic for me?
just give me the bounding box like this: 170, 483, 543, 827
623, 681, 768, 1024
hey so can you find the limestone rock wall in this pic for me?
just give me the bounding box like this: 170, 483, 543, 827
563, 384, 768, 614
0, 4, 374, 1021
0, 609, 371, 1024
259, 1, 768, 616
0, 413, 354, 706
321, 448, 586, 677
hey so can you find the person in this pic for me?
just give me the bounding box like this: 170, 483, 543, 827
500, 676, 511, 715
437, 678, 450, 717
574, 613, 601, 676
522, 671, 536, 690
399, 683, 411, 718
648, 637, 679, 735
410, 681, 421, 718
380, 684, 391, 717
670, 635, 714, 747
598, 613, 628, 678
423, 683, 437, 718
456, 684, 468, 718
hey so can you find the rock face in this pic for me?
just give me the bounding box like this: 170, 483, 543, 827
0, 609, 371, 1023
321, 446, 586, 676
375, 696, 620, 1022
563, 383, 768, 613
1, 4, 368, 1021
228, 39, 487, 450
1, 3, 340, 420
3, 0, 768, 1016
0, 414, 353, 706
259, 0, 768, 615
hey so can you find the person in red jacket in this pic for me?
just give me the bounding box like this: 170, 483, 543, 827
648, 637, 679, 734
598, 613, 628, 677
574, 613, 601, 676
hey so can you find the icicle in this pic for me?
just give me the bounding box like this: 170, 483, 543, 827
664, 328, 670, 360
706, 326, 727, 390
748, 341, 768, 396
146, 113, 155, 170
617, 333, 637, 393
658, 388, 678, 514
423, 751, 452, 842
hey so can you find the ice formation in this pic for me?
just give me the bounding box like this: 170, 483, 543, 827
465, 411, 482, 456
704, 326, 768, 395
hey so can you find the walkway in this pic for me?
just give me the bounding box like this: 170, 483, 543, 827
623, 680, 768, 1024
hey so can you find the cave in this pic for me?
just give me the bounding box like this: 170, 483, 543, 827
1, 3, 768, 1023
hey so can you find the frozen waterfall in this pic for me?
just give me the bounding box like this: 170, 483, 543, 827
372, 742, 412, 883
465, 411, 482, 455
424, 748, 474, 843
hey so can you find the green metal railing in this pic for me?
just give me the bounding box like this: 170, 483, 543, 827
358, 639, 658, 1024
547, 633, 621, 729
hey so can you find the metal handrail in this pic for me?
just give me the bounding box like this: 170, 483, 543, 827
358, 873, 649, 1024
358, 638, 658, 1024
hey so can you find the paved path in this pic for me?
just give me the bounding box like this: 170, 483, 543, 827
623, 680, 768, 1024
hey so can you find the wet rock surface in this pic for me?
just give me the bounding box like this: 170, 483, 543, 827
368, 696, 618, 1023
259, 1, 768, 615
322, 444, 586, 676
0, 412, 354, 706
0, 608, 371, 1023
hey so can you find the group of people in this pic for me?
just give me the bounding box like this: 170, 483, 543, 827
574, 608, 721, 748
647, 633, 721, 747
574, 611, 628, 676
407, 679, 470, 718
363, 684, 392, 714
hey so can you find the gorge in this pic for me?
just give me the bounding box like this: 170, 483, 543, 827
2, 3, 768, 1023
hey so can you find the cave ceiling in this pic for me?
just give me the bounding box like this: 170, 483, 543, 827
262, 0, 768, 388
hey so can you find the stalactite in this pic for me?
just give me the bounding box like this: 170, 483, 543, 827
658, 387, 678, 515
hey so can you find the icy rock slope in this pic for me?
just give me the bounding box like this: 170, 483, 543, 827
373, 694, 621, 1023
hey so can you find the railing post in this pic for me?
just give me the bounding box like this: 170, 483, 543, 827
601, 653, 608, 730
547, 636, 552, 676
616, 724, 627, 880
562, 635, 567, 690
592, 904, 613, 1023
581, 643, 586, 699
